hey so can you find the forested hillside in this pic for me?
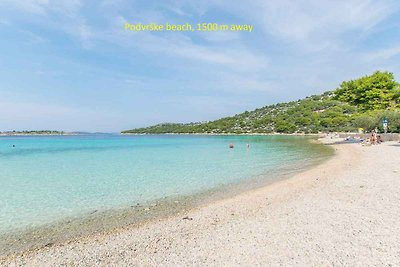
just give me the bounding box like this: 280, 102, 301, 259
122, 71, 400, 134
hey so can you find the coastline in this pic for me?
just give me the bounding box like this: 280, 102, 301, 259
120, 132, 322, 136
0, 133, 76, 137
3, 138, 400, 265
0, 136, 332, 259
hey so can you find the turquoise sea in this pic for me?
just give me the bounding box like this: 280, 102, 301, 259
0, 134, 331, 238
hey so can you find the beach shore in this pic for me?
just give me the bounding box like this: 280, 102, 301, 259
2, 137, 400, 266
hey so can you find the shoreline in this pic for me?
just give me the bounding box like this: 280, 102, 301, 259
3, 138, 400, 265
120, 132, 322, 136
0, 133, 76, 137
0, 137, 332, 259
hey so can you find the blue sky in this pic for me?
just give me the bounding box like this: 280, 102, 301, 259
1, 0, 400, 132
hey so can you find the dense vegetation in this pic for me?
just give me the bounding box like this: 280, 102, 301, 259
122, 71, 400, 134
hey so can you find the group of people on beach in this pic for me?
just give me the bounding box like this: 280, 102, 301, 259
362, 129, 383, 146
334, 129, 385, 146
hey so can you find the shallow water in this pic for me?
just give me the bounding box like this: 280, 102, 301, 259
0, 134, 331, 239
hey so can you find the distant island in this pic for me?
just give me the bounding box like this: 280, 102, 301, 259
122, 71, 400, 134
0, 130, 69, 136
0, 131, 113, 136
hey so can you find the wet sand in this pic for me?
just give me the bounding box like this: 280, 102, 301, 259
2, 138, 400, 266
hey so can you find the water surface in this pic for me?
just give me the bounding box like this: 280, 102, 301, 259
0, 134, 331, 236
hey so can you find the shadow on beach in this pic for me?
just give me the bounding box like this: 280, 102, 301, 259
324, 140, 362, 145
388, 143, 400, 147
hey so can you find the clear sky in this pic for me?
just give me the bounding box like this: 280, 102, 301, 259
1, 0, 400, 132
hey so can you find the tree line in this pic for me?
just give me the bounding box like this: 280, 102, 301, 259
122, 71, 400, 134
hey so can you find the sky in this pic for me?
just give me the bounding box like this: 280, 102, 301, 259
1, 0, 400, 132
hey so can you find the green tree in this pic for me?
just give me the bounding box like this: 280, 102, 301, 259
275, 121, 296, 133
334, 71, 398, 111
353, 114, 378, 131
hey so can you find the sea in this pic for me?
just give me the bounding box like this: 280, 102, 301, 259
0, 134, 332, 255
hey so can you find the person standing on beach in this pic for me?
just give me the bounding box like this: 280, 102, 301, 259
371, 130, 377, 145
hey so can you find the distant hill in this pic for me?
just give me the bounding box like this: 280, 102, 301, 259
122, 71, 400, 134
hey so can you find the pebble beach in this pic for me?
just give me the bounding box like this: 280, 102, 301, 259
2, 137, 400, 266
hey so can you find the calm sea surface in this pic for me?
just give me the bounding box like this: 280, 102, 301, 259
0, 134, 331, 235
